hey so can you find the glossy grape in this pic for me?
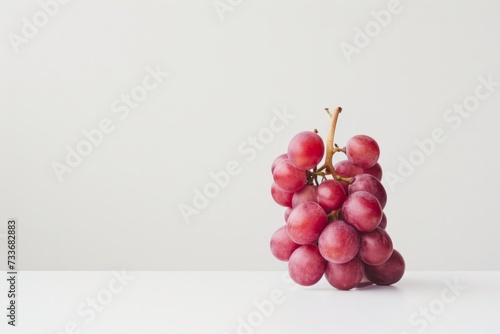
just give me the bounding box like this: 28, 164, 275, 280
288, 245, 326, 286
364, 250, 405, 285
318, 220, 359, 264
342, 191, 382, 232
287, 202, 328, 245
325, 257, 364, 290
271, 153, 289, 173
348, 173, 387, 209
358, 227, 393, 265
271, 183, 293, 207
316, 179, 346, 211
346, 135, 380, 169
363, 163, 383, 181
273, 160, 307, 192
292, 184, 318, 208
287, 131, 325, 171
270, 226, 300, 261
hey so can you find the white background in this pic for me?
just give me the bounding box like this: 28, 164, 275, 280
1, 0, 500, 271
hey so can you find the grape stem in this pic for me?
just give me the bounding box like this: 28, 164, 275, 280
317, 107, 353, 183
327, 209, 342, 222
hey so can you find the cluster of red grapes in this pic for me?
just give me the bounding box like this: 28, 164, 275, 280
270, 107, 405, 290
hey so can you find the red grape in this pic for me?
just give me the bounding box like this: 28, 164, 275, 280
348, 173, 387, 209
287, 202, 328, 245
288, 244, 326, 286
270, 226, 300, 261
334, 160, 364, 177
363, 163, 382, 181
364, 249, 405, 285
325, 257, 364, 290
316, 179, 346, 211
342, 191, 382, 232
334, 160, 364, 192
271, 183, 293, 207
287, 131, 325, 171
269, 108, 405, 289
358, 227, 393, 265
273, 160, 307, 192
271, 153, 288, 173
346, 135, 380, 169
378, 213, 387, 229
318, 220, 360, 264
292, 184, 318, 208
284, 207, 293, 222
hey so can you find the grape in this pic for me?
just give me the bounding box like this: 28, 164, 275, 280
316, 179, 346, 211
273, 160, 307, 192
334, 160, 364, 192
271, 183, 293, 207
348, 173, 387, 209
288, 244, 326, 286
287, 131, 325, 171
287, 202, 328, 245
271, 153, 288, 173
292, 184, 318, 208
325, 257, 364, 290
357, 273, 374, 288
363, 163, 382, 181
378, 213, 387, 229
270, 226, 300, 261
269, 108, 405, 289
334, 160, 364, 177
342, 191, 382, 232
318, 220, 359, 264
364, 250, 405, 285
358, 227, 393, 265
346, 135, 380, 169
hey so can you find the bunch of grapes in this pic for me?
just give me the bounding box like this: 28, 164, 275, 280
270, 107, 405, 290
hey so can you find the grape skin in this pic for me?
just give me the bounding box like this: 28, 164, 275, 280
271, 153, 288, 173
318, 220, 360, 264
288, 244, 326, 286
342, 191, 383, 232
292, 184, 318, 208
364, 250, 405, 285
317, 179, 346, 211
287, 202, 328, 245
273, 160, 307, 192
325, 257, 364, 290
363, 163, 383, 181
378, 213, 387, 229
271, 183, 293, 207
287, 131, 325, 171
270, 226, 300, 261
348, 173, 387, 209
346, 135, 380, 169
358, 227, 393, 266
284, 207, 293, 222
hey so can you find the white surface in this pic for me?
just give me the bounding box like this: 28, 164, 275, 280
1, 1, 500, 270
2, 271, 499, 334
